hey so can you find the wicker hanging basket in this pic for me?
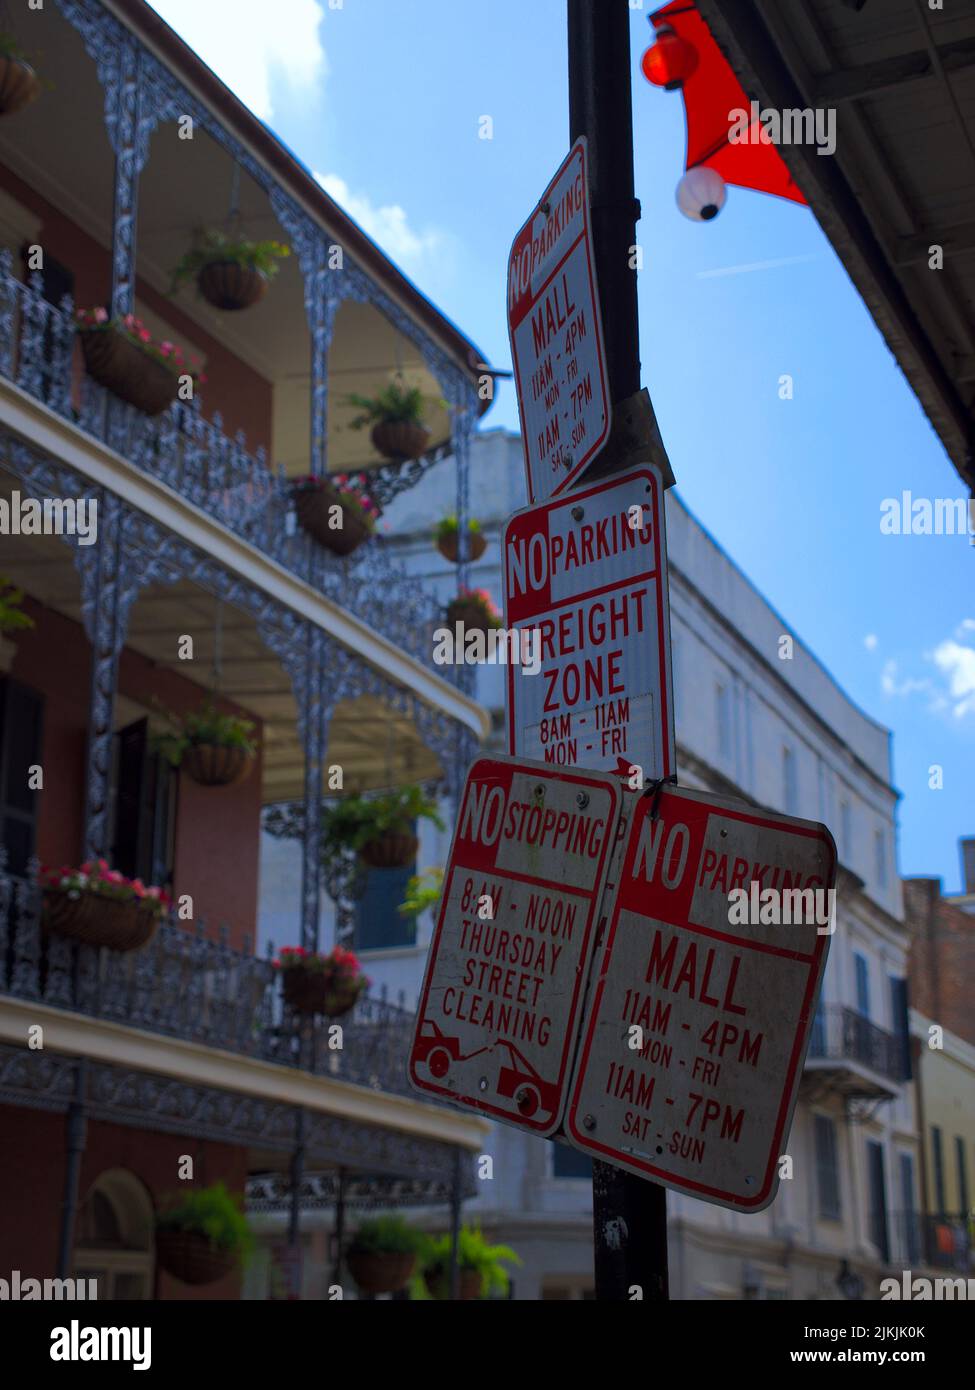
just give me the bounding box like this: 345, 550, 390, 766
437, 530, 487, 564
155, 1229, 236, 1286
0, 58, 41, 116
281, 968, 363, 1018
445, 597, 497, 639
197, 261, 269, 312
182, 742, 254, 788
423, 1266, 483, 1301
293, 483, 374, 556
42, 890, 160, 953
346, 1251, 417, 1296
371, 421, 430, 462
78, 326, 179, 416
359, 831, 418, 869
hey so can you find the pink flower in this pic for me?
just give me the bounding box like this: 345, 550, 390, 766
138, 329, 151, 343
94, 307, 108, 324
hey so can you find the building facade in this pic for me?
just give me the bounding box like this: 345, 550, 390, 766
0, 0, 494, 1299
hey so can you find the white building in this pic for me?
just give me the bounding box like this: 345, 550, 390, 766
258, 429, 922, 1300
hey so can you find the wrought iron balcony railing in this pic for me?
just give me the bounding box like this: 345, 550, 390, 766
0, 260, 465, 686
807, 1005, 907, 1084
0, 866, 415, 1100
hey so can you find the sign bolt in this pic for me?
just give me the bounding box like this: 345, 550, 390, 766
571, 506, 585, 522
478, 1076, 489, 1092
583, 1114, 596, 1131
576, 792, 590, 809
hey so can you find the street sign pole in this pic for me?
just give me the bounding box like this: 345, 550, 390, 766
567, 0, 670, 1304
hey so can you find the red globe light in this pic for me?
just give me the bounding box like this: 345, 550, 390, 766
641, 24, 699, 91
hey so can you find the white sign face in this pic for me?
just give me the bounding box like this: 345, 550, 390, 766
408, 756, 622, 1138
507, 138, 611, 504
565, 785, 836, 1211
504, 467, 675, 785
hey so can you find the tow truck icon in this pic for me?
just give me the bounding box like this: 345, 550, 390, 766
413, 1021, 559, 1123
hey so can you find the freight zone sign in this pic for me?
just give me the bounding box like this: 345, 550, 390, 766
504, 466, 675, 783
565, 785, 836, 1211
508, 137, 610, 504
408, 756, 621, 1137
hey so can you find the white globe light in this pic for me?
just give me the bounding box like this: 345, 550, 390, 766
676, 166, 727, 222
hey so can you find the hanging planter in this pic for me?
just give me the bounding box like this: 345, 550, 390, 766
346, 1217, 421, 1296
155, 1183, 252, 1286
152, 701, 257, 788
275, 946, 369, 1018
347, 381, 439, 463
435, 516, 487, 564
0, 36, 42, 117
445, 588, 502, 639
170, 228, 290, 312
291, 473, 379, 557
40, 861, 170, 953
75, 309, 205, 417
321, 786, 444, 878
420, 1226, 521, 1301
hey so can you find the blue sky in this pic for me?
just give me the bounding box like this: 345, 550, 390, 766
151, 0, 974, 891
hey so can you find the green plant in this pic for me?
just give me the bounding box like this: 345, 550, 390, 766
40, 859, 171, 918
151, 701, 257, 768
321, 785, 443, 868
170, 227, 290, 292
348, 1215, 422, 1257
398, 867, 443, 919
346, 380, 442, 430
0, 31, 27, 62
156, 1182, 253, 1261
434, 515, 481, 542
0, 577, 33, 635
419, 1225, 521, 1299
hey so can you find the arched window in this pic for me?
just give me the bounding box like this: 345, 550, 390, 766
74, 1169, 154, 1300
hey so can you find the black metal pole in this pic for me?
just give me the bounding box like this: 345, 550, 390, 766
568, 0, 669, 1303
332, 1165, 347, 1290
287, 1107, 306, 1299
57, 1058, 88, 1279
447, 1147, 462, 1299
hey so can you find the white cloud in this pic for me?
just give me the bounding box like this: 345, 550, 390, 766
879, 623, 975, 720
931, 639, 975, 719
695, 254, 819, 280
864, 633, 878, 651
315, 172, 445, 277
148, 0, 327, 120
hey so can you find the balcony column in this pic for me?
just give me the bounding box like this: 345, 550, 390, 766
308, 238, 341, 478
106, 33, 153, 318
297, 622, 333, 952
76, 494, 137, 861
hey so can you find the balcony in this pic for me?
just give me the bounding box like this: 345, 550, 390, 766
0, 260, 467, 691
804, 1005, 906, 1100
0, 863, 414, 1101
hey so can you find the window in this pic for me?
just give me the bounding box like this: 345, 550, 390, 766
110, 719, 176, 890
715, 683, 731, 761
550, 1141, 593, 1180
0, 677, 44, 877
899, 1153, 921, 1264
783, 746, 798, 814
932, 1126, 946, 1216
866, 1140, 890, 1262
874, 829, 888, 889
814, 1115, 841, 1219
840, 800, 852, 861
355, 857, 417, 951
956, 1137, 969, 1219
74, 1170, 153, 1301
854, 952, 871, 1019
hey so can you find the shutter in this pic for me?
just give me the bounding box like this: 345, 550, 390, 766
814, 1115, 841, 1220
0, 677, 44, 876
889, 975, 911, 1081
355, 859, 417, 951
